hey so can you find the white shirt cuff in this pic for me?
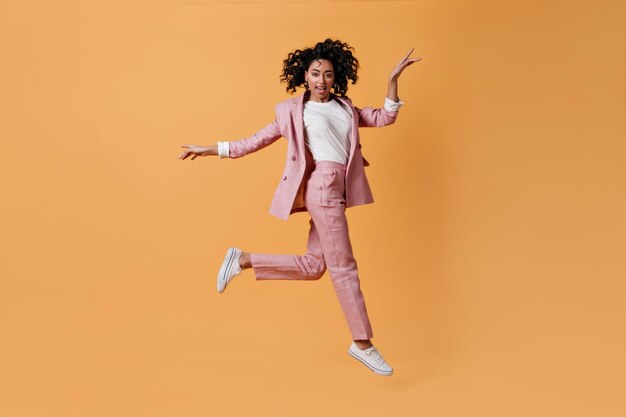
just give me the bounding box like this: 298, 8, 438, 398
217, 141, 230, 158
384, 96, 404, 112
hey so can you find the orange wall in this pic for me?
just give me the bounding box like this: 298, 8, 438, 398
1, 1, 625, 416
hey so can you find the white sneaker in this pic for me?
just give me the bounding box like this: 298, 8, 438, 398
348, 342, 393, 376
217, 248, 243, 293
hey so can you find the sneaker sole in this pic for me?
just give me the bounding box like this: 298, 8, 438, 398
348, 347, 393, 376
217, 248, 239, 293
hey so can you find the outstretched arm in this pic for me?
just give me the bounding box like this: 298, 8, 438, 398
179, 110, 283, 161
179, 144, 217, 160
227, 118, 282, 158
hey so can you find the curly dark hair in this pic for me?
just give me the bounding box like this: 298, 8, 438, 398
280, 38, 359, 97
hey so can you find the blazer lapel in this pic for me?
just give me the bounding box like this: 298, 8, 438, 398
288, 92, 307, 161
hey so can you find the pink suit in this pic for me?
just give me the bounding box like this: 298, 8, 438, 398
228, 91, 399, 340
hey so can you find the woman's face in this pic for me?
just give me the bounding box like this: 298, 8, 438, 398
305, 59, 335, 102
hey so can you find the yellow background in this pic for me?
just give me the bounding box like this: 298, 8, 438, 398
1, 0, 625, 416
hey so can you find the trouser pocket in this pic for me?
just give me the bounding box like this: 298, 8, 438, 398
320, 169, 347, 232
321, 199, 347, 232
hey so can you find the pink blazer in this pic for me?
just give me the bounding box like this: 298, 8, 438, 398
229, 91, 399, 220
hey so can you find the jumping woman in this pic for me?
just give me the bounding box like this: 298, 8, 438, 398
179, 39, 420, 376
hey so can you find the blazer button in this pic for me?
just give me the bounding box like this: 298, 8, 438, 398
291, 155, 296, 161
282, 175, 287, 180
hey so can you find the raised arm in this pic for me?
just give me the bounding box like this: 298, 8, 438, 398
387, 47, 420, 102
355, 48, 421, 128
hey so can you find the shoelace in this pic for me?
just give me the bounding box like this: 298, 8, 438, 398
365, 347, 385, 365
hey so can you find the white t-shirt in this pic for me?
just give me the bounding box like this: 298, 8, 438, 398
303, 98, 353, 164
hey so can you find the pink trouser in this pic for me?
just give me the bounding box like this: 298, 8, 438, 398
250, 161, 374, 340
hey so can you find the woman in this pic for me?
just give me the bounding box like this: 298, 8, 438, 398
179, 39, 420, 376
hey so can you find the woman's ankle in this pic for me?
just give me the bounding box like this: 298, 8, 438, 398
239, 252, 252, 269
354, 339, 373, 350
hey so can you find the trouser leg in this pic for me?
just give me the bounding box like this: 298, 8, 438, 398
251, 218, 327, 280
306, 162, 374, 341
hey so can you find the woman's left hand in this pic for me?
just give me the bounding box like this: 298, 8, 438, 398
389, 48, 421, 81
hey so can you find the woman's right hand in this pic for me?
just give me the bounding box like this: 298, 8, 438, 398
179, 144, 217, 160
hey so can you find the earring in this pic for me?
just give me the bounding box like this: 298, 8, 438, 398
304, 81, 309, 90
333, 84, 338, 91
